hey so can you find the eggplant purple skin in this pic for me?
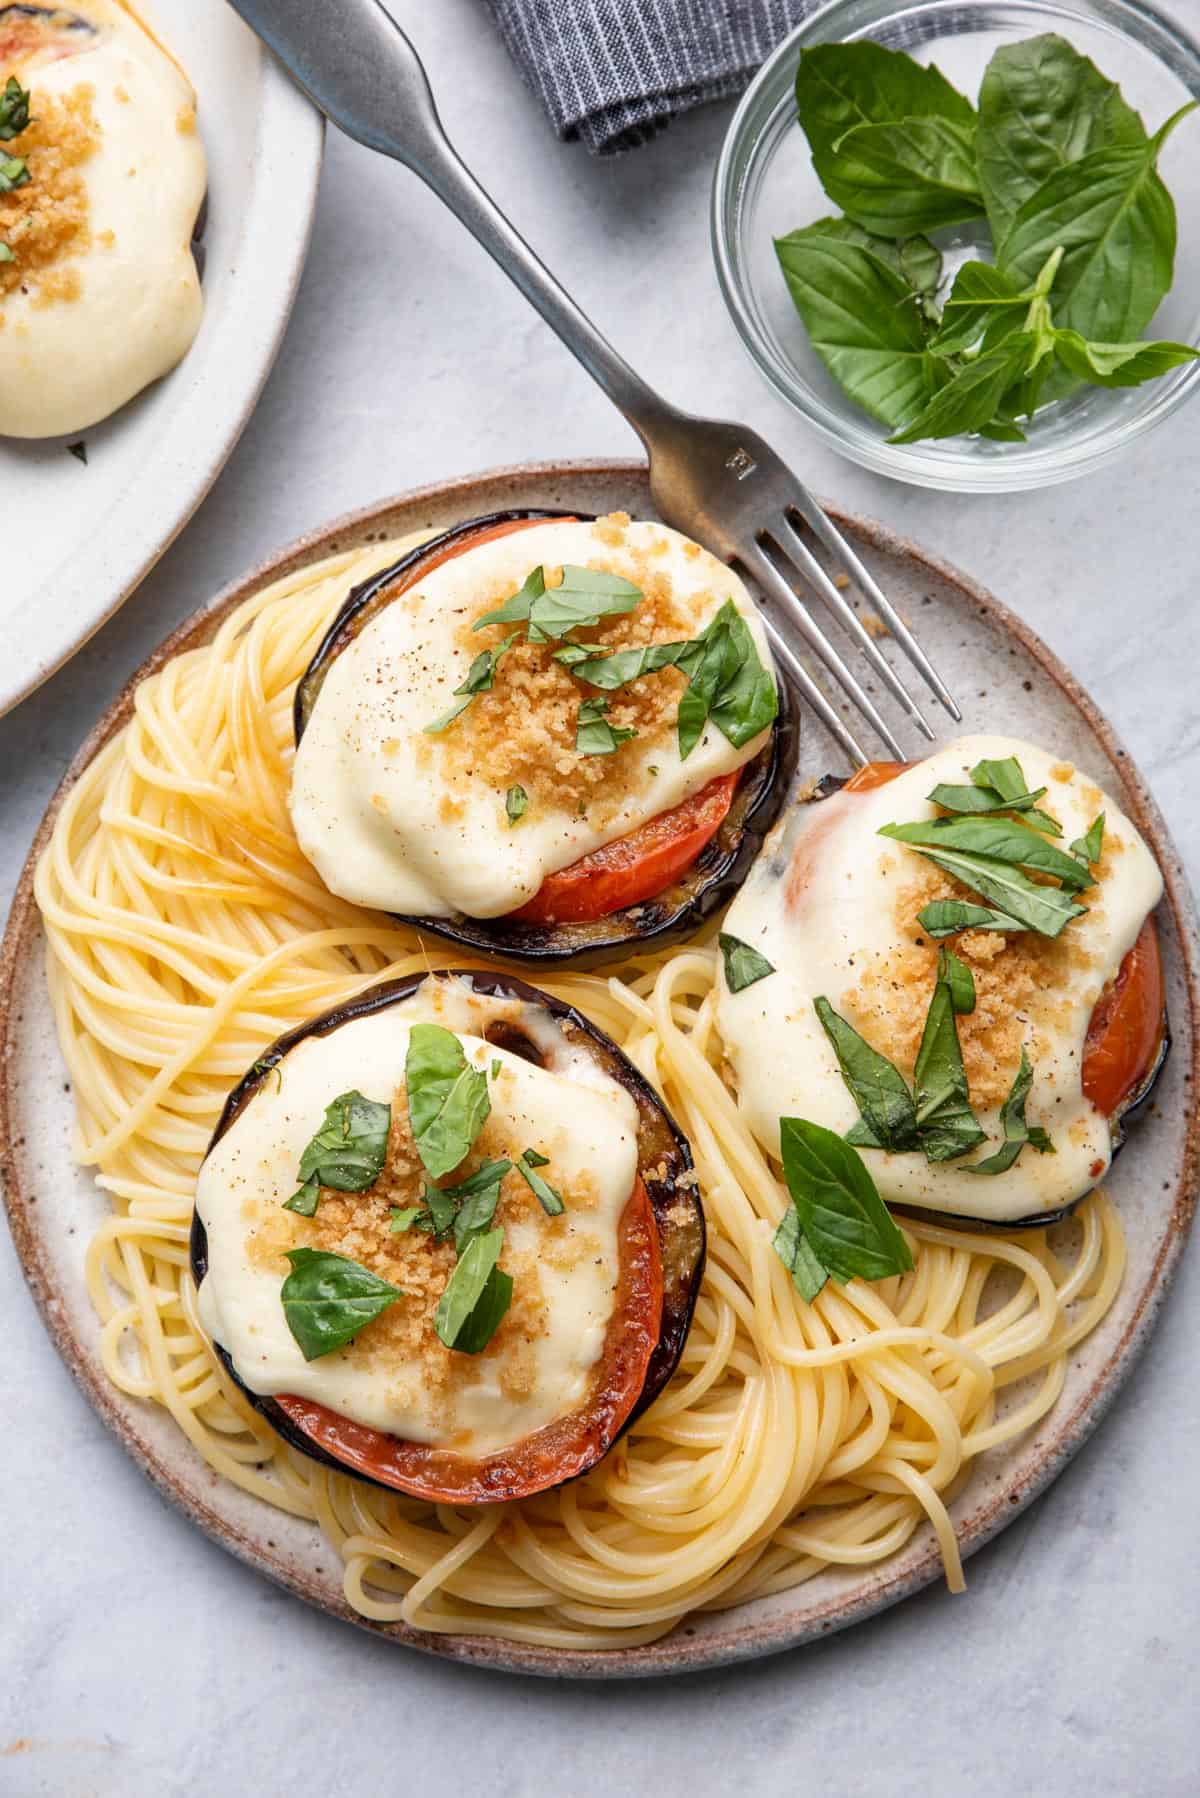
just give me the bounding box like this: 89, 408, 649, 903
190, 968, 706, 1490
807, 775, 1171, 1233
293, 509, 799, 969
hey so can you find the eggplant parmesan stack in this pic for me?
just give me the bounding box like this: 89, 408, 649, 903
717, 736, 1167, 1229
291, 509, 794, 963
191, 970, 704, 1503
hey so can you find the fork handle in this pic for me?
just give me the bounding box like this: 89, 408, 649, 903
230, 0, 678, 448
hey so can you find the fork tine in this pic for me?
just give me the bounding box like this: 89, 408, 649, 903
744, 542, 906, 760
759, 615, 869, 768
774, 518, 936, 742
790, 494, 962, 721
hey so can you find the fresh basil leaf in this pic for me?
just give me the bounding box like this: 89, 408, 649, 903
1001, 104, 1196, 341
929, 780, 1061, 835
281, 1247, 402, 1362
967, 1047, 1055, 1175
977, 418, 1027, 443
940, 946, 976, 1015
473, 564, 545, 631
505, 784, 528, 825
450, 1162, 508, 1253
575, 695, 638, 756
888, 333, 1036, 444
0, 76, 31, 141
435, 1228, 511, 1352
880, 814, 1093, 890
1071, 812, 1105, 865
405, 1023, 491, 1180
517, 1149, 565, 1216
527, 565, 643, 642
719, 932, 775, 993
794, 41, 975, 164
779, 1119, 913, 1285
389, 1206, 422, 1233
912, 974, 986, 1161
285, 1089, 392, 1215
916, 899, 1025, 938
489, 1059, 501, 1079
558, 639, 694, 689
1053, 329, 1200, 387
0, 154, 29, 193
0, 242, 15, 264
284, 1175, 321, 1217
774, 228, 941, 429
928, 260, 1028, 355
773, 1205, 829, 1304
417, 1183, 458, 1240
815, 116, 986, 237
424, 632, 519, 734
977, 33, 1147, 247
814, 996, 918, 1154
969, 756, 1031, 801
676, 600, 777, 761
896, 844, 1088, 938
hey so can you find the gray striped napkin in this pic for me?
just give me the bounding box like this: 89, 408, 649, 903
481, 0, 816, 155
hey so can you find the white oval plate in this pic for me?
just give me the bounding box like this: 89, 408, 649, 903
1, 462, 1198, 1677
0, 0, 322, 718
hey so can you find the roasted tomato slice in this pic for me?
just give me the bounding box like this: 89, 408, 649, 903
293, 508, 796, 967
190, 969, 705, 1504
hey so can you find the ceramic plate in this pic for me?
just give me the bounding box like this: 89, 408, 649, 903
0, 0, 322, 718
2, 461, 1197, 1678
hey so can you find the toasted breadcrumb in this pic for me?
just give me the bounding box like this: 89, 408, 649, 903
0, 85, 97, 304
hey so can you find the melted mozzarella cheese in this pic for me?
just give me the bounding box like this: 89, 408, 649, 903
717, 736, 1163, 1223
290, 518, 776, 918
0, 2, 205, 438
196, 983, 641, 1458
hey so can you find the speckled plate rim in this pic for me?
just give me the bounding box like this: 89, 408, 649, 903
1, 458, 1197, 1680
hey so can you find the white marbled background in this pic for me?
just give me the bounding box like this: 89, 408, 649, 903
2, 3, 1198, 1793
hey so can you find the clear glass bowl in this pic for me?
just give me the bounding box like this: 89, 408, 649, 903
712, 0, 1200, 491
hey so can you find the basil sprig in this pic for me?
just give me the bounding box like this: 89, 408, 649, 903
405, 1023, 491, 1181
719, 932, 775, 993
283, 1089, 391, 1217
424, 632, 519, 734
776, 1119, 913, 1290
435, 1228, 513, 1354
281, 1247, 402, 1361
966, 1049, 1055, 1176
0, 76, 31, 141
774, 37, 1199, 444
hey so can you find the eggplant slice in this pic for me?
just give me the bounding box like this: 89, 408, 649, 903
294, 509, 798, 968
190, 968, 706, 1499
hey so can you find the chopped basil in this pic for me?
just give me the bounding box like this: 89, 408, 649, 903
490, 1059, 502, 1079
880, 814, 1093, 891
280, 1247, 402, 1361
940, 945, 976, 1015
1071, 812, 1105, 866
0, 242, 14, 264
0, 76, 31, 141
676, 601, 777, 761
475, 563, 642, 642
892, 841, 1088, 938
505, 784, 528, 825
575, 695, 638, 755
434, 1227, 512, 1353
389, 1205, 422, 1233
251, 1055, 282, 1092
814, 996, 918, 1153
517, 1148, 565, 1215
966, 1048, 1055, 1175
911, 962, 986, 1161
282, 1089, 391, 1214
0, 154, 29, 193
778, 1119, 913, 1285
929, 779, 1062, 836
719, 932, 776, 993
445, 1158, 513, 1253
423, 632, 519, 734
404, 1023, 491, 1180
67, 440, 88, 465
416, 1183, 458, 1239
916, 899, 1026, 939
558, 639, 694, 688
773, 1204, 829, 1303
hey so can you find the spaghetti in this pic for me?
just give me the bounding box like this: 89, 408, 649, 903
34, 536, 1125, 1651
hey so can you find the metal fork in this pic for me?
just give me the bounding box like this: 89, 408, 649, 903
228, 0, 961, 765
